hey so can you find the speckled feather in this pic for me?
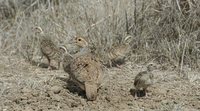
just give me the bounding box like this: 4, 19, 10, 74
134, 71, 154, 90
63, 36, 104, 100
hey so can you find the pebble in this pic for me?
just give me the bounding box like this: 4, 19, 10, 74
21, 87, 32, 93
52, 95, 62, 102
50, 86, 62, 94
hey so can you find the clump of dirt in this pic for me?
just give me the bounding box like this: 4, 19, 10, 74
0, 55, 199, 111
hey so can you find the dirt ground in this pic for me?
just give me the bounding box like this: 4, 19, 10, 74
0, 55, 199, 111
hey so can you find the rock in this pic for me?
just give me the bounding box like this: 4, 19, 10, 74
105, 96, 111, 102
32, 91, 39, 97
21, 87, 32, 93
20, 95, 29, 100
50, 86, 62, 94
71, 102, 79, 108
25, 106, 34, 111
52, 95, 62, 102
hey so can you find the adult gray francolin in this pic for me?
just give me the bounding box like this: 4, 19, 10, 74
107, 35, 132, 67
63, 36, 104, 101
34, 27, 67, 70
134, 63, 156, 97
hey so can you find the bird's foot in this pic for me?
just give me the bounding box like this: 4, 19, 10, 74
116, 64, 123, 69
48, 66, 53, 70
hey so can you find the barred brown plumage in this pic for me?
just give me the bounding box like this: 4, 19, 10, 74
63, 36, 104, 101
134, 63, 156, 97
107, 35, 132, 67
35, 26, 67, 70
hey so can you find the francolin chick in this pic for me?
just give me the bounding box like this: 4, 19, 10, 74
134, 63, 157, 97
107, 35, 132, 68
63, 36, 104, 101
34, 27, 67, 70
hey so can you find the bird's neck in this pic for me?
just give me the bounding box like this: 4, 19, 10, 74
80, 47, 90, 53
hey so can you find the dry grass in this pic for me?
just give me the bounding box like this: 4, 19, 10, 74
0, 0, 200, 74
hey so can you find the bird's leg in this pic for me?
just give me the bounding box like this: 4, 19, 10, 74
144, 89, 150, 98
134, 90, 139, 99
138, 90, 146, 98
144, 89, 147, 97
57, 61, 60, 70
37, 55, 43, 67
47, 57, 52, 70
109, 60, 112, 68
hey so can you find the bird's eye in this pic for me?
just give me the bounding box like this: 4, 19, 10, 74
78, 39, 81, 41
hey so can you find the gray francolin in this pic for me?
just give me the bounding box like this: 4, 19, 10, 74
107, 35, 132, 67
63, 36, 104, 101
34, 27, 67, 70
134, 63, 156, 97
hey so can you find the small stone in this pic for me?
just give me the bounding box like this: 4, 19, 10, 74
50, 86, 62, 94
25, 106, 34, 111
71, 102, 79, 108
52, 95, 62, 102
32, 91, 39, 97
105, 96, 111, 102
21, 95, 29, 100
127, 103, 133, 106
21, 87, 32, 93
